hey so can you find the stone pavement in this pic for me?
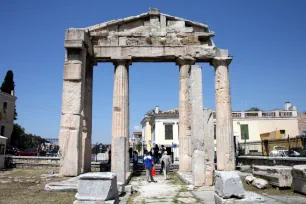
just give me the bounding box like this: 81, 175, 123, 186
128, 173, 202, 203
126, 172, 306, 204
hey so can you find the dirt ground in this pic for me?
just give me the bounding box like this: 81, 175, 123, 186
0, 167, 75, 204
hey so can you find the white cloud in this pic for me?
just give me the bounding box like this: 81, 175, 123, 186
134, 125, 141, 131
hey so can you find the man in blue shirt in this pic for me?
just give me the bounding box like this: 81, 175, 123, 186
143, 152, 155, 182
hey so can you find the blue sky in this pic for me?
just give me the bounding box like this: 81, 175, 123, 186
0, 0, 305, 143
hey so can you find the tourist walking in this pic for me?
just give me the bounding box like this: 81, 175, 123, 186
160, 152, 171, 180
153, 144, 159, 164
133, 151, 138, 171
143, 151, 155, 183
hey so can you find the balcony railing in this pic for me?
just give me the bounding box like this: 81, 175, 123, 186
212, 110, 297, 119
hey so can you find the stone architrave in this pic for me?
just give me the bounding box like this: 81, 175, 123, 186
189, 65, 205, 186
59, 29, 93, 176
177, 56, 195, 172
111, 59, 130, 183
203, 108, 214, 185
211, 57, 235, 171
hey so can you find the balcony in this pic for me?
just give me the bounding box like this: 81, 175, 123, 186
212, 110, 297, 119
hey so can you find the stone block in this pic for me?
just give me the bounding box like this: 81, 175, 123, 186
73, 198, 118, 204
253, 165, 292, 187
111, 136, 126, 184
245, 175, 256, 185
118, 37, 127, 46
192, 150, 205, 186
237, 165, 251, 172
168, 20, 185, 28
62, 81, 83, 114
252, 178, 268, 189
75, 172, 118, 201
215, 171, 245, 199
292, 165, 306, 195
59, 129, 82, 176
60, 114, 81, 129
64, 62, 82, 80
45, 177, 78, 192
214, 192, 265, 204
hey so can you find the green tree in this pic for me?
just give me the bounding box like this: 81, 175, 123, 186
1, 70, 15, 94
10, 123, 47, 150
11, 123, 25, 147
246, 107, 261, 111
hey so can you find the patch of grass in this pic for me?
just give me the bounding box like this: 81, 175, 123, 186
191, 192, 202, 203
169, 173, 185, 186
0, 167, 75, 204
127, 191, 140, 204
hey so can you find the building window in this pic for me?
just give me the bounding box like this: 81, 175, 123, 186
0, 126, 5, 136
0, 144, 4, 155
214, 125, 216, 139
240, 124, 249, 140
3, 102, 7, 113
165, 124, 173, 140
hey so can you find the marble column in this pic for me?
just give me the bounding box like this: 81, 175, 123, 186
59, 47, 87, 176
177, 56, 195, 172
81, 60, 94, 173
111, 59, 130, 183
189, 65, 205, 186
211, 57, 235, 171
203, 108, 214, 185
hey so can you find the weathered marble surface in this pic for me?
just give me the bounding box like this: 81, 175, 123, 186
292, 165, 306, 194
253, 165, 292, 187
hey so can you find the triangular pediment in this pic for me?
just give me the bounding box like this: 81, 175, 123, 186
86, 8, 215, 47
87, 8, 210, 33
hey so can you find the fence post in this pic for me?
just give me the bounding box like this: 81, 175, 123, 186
288, 135, 290, 155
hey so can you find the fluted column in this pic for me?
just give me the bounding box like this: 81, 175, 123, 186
111, 59, 130, 183
177, 56, 195, 172
211, 57, 235, 171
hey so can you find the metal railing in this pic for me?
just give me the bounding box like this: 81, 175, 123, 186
238, 136, 306, 157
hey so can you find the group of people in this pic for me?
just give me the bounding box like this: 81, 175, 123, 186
143, 144, 172, 182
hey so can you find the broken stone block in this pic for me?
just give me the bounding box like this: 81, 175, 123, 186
245, 175, 256, 185
252, 178, 268, 189
214, 191, 265, 204
237, 165, 251, 172
44, 177, 78, 192
292, 165, 306, 195
73, 198, 119, 204
253, 165, 292, 187
215, 171, 245, 199
75, 172, 118, 201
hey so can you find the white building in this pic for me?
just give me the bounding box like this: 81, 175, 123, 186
141, 103, 300, 158
0, 91, 16, 144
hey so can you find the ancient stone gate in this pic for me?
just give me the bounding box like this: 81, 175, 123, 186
59, 8, 235, 185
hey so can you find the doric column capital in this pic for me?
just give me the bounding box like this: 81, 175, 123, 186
113, 58, 132, 67
210, 57, 232, 67
176, 56, 196, 66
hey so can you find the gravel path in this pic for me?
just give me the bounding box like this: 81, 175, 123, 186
128, 173, 201, 204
